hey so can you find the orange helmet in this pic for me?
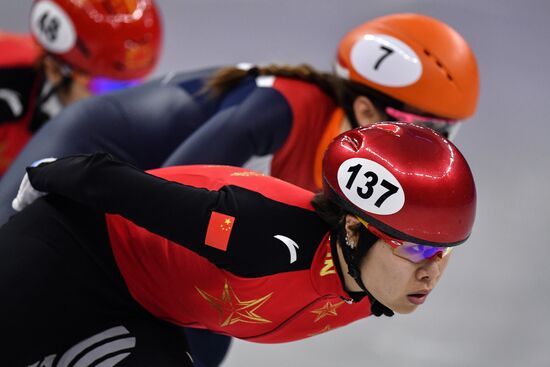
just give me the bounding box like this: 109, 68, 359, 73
335, 13, 479, 120
29, 0, 162, 80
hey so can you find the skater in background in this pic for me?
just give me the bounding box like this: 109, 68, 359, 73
0, 31, 42, 175
0, 12, 478, 221
0, 0, 162, 176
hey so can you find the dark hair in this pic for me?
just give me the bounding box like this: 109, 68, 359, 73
204, 64, 405, 126
310, 191, 346, 229
311, 191, 378, 257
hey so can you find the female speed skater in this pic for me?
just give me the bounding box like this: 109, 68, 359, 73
2, 123, 476, 366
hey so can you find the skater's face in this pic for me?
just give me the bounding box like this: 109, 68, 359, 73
339, 215, 451, 314
360, 239, 451, 314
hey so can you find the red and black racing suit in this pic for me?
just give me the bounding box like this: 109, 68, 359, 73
0, 66, 344, 366
0, 154, 374, 365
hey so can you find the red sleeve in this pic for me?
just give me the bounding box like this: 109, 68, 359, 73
269, 78, 336, 191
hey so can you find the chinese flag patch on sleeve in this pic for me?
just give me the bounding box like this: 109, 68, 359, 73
204, 211, 235, 251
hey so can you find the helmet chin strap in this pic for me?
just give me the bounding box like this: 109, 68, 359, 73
337, 224, 394, 317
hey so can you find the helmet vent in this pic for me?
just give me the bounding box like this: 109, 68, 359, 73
424, 49, 454, 82
342, 135, 361, 152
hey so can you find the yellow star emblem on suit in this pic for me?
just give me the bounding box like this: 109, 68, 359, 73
311, 301, 345, 322
196, 279, 273, 327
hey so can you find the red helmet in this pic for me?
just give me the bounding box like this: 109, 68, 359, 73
322, 122, 476, 246
29, 0, 162, 80
335, 13, 479, 120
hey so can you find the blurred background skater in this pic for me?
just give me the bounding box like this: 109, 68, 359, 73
0, 12, 478, 221
0, 31, 42, 176
0, 0, 162, 177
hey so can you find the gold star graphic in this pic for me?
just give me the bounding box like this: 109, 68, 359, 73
196, 279, 273, 327
311, 301, 345, 322
220, 217, 233, 232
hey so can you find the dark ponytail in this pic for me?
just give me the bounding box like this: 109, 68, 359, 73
204, 63, 405, 127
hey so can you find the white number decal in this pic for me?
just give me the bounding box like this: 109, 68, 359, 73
30, 0, 76, 53
337, 158, 405, 215
350, 34, 422, 87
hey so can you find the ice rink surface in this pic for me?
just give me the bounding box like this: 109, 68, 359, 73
1, 0, 549, 366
